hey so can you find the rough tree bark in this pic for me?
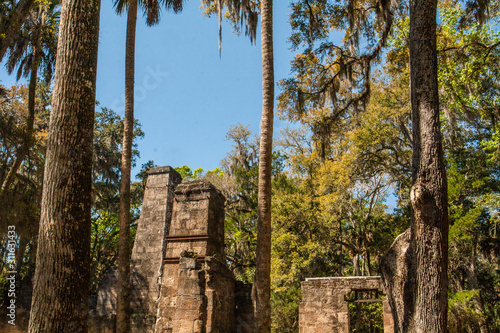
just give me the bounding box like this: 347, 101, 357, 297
380, 229, 411, 331
27, 0, 100, 331
252, 0, 274, 332
116, 0, 137, 331
381, 0, 449, 332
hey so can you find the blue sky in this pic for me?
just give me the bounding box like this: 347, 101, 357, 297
0, 1, 296, 177
0, 1, 401, 210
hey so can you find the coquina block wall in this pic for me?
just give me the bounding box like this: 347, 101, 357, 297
93, 167, 254, 333
130, 166, 183, 330
93, 166, 182, 332
299, 276, 394, 333
154, 180, 236, 332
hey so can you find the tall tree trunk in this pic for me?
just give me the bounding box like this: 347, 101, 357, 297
0, 0, 36, 61
381, 1, 448, 332
27, 0, 100, 331
252, 0, 274, 332
393, 0, 449, 331
116, 0, 137, 331
0, 49, 38, 196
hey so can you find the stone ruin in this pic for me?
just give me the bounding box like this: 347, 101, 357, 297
90, 165, 395, 333
91, 166, 253, 332
300, 276, 394, 333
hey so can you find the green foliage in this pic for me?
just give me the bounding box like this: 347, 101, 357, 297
384, 1, 500, 330
269, 117, 407, 330
89, 107, 145, 294
220, 125, 259, 283
0, 82, 148, 298
174, 165, 222, 181
278, 0, 397, 161
448, 290, 486, 333
0, 83, 50, 236
5, 0, 60, 82
271, 285, 301, 333
113, 0, 183, 26
348, 301, 384, 333
270, 0, 500, 330
200, 0, 259, 52
433, 4, 500, 331
175, 165, 195, 180
2, 0, 500, 330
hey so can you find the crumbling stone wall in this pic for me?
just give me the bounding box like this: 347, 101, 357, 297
94, 166, 181, 332
93, 169, 253, 333
204, 257, 236, 332
93, 166, 396, 333
299, 276, 394, 333
234, 282, 254, 333
155, 180, 235, 332
130, 166, 182, 330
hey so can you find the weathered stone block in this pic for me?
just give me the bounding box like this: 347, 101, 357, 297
299, 276, 394, 333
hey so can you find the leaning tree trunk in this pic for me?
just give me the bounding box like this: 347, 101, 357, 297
116, 0, 137, 332
381, 1, 449, 332
27, 0, 100, 331
252, 0, 274, 332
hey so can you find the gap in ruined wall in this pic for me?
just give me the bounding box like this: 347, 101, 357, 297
346, 290, 385, 333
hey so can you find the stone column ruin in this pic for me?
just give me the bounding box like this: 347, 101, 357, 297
155, 180, 236, 333
129, 166, 182, 330
93, 167, 254, 333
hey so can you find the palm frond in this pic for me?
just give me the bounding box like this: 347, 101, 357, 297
161, 0, 183, 13
5, 0, 59, 82
143, 0, 160, 25
113, 0, 128, 15
201, 0, 258, 55
142, 0, 183, 26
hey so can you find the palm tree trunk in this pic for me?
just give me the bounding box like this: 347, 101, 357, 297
116, 0, 137, 331
407, 0, 449, 331
27, 0, 100, 331
252, 0, 274, 332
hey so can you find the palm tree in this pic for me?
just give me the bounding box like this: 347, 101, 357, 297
0, 0, 36, 61
200, 1, 273, 330
1, 0, 59, 196
112, 1, 183, 331
253, 1, 274, 331
115, 0, 137, 330
27, 0, 101, 331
